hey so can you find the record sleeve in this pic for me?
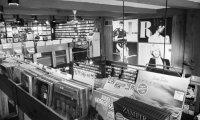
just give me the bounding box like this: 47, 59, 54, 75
90, 89, 121, 120
114, 97, 171, 120
52, 81, 87, 119
134, 70, 190, 119
52, 82, 80, 119
32, 77, 54, 106
21, 72, 33, 94
12, 66, 25, 84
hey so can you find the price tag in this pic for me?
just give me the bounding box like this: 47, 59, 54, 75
174, 91, 184, 101
2, 43, 12, 49
36, 53, 42, 58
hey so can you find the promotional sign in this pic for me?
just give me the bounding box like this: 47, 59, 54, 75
103, 77, 136, 97
134, 70, 190, 119
73, 68, 96, 87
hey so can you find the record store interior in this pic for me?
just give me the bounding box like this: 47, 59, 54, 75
1, 0, 200, 120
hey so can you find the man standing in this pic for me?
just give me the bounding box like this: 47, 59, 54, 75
113, 21, 129, 63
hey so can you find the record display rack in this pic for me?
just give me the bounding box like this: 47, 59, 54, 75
0, 75, 63, 120
55, 20, 94, 39
34, 43, 72, 68
0, 21, 52, 44
183, 76, 200, 116
105, 62, 138, 84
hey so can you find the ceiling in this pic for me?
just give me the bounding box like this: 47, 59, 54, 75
0, 0, 200, 20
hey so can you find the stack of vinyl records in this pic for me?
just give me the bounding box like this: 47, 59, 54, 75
52, 81, 89, 120
0, 60, 19, 80
20, 70, 34, 94
114, 97, 171, 120
32, 75, 58, 106
89, 88, 122, 120
12, 66, 26, 84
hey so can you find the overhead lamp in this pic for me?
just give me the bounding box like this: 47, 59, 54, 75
16, 15, 20, 23
45, 20, 50, 25
0, 5, 4, 13
8, 0, 19, 6
0, 14, 5, 23
33, 16, 38, 23
52, 16, 56, 23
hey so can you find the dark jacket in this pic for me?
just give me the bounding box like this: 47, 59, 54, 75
148, 58, 170, 69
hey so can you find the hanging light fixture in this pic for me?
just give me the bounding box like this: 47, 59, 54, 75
0, 14, 5, 23
33, 16, 38, 23
52, 16, 56, 23
0, 5, 4, 13
16, 15, 20, 23
8, 0, 19, 6
45, 20, 50, 25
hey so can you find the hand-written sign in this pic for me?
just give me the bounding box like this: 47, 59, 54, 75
103, 77, 136, 97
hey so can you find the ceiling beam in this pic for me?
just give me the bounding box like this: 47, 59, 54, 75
123, 0, 200, 9
3, 7, 123, 17
1, 0, 157, 14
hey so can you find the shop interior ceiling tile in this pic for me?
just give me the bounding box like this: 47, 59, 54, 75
0, 0, 199, 17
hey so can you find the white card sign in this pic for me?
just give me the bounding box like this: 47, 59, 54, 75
103, 77, 136, 97
73, 68, 96, 87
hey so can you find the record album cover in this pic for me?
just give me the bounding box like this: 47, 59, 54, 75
134, 70, 190, 119
91, 89, 121, 120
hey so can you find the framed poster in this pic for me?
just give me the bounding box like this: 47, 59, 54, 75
138, 43, 171, 67
138, 17, 172, 43
112, 20, 138, 65
113, 42, 137, 64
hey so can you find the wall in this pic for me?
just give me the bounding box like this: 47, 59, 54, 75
184, 10, 200, 76
101, 10, 200, 76
102, 20, 113, 61
171, 15, 186, 73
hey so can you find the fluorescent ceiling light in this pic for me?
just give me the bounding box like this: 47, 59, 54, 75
187, 0, 200, 3
61, 0, 166, 9
8, 0, 19, 6
0, 5, 3, 13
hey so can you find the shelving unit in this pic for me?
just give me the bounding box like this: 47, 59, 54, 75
35, 43, 71, 68
55, 20, 95, 39
0, 23, 7, 44
0, 22, 52, 44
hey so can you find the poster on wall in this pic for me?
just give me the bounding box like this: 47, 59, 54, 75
113, 42, 137, 64
138, 43, 171, 67
138, 17, 172, 43
112, 19, 138, 64
138, 17, 172, 68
